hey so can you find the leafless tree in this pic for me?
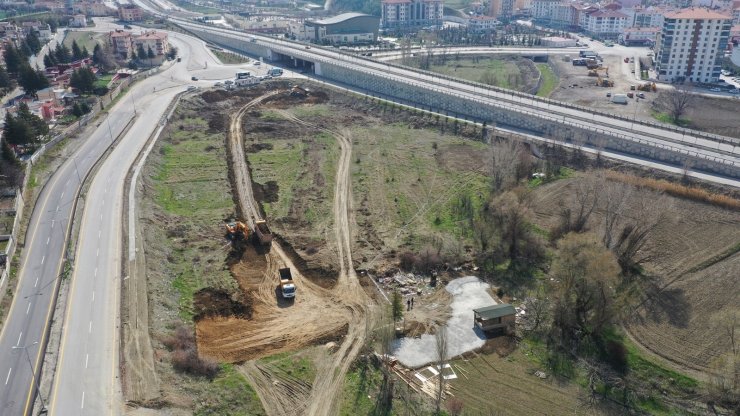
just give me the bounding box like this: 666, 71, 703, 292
609, 190, 667, 273
489, 139, 522, 193
654, 86, 695, 123
601, 180, 632, 249
377, 311, 396, 411
555, 175, 600, 238
435, 325, 449, 413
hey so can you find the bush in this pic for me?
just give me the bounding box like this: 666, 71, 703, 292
164, 325, 220, 378
604, 339, 628, 374
399, 251, 419, 271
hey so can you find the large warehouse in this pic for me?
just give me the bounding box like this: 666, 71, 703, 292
293, 13, 380, 45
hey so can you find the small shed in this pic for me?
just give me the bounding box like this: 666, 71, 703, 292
473, 304, 516, 335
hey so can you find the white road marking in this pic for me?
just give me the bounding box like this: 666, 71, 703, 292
89, 321, 92, 333
94, 268, 98, 277
85, 354, 89, 368
26, 302, 31, 315
92, 291, 95, 302
16, 332, 22, 346
98, 231, 101, 239
56, 205, 59, 212
34, 277, 39, 288
5, 368, 11, 385
81, 391, 85, 409
41, 256, 45, 265
46, 237, 50, 245
60, 191, 65, 199
100, 213, 103, 221
51, 220, 55, 229
96, 248, 99, 257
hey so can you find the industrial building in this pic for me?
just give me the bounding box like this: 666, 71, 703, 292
291, 13, 379, 45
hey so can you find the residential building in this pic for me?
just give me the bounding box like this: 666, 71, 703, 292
70, 14, 87, 27
733, 4, 740, 23
473, 304, 516, 334
489, 0, 514, 20
655, 8, 732, 83
628, 6, 667, 27
582, 9, 629, 39
134, 31, 170, 63
468, 15, 497, 31
619, 26, 660, 45
380, 0, 444, 30
296, 13, 379, 44
73, 2, 115, 16
109, 29, 133, 58
119, 4, 143, 21
532, 0, 560, 21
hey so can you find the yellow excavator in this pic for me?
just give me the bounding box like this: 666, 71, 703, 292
589, 67, 613, 87
225, 221, 249, 241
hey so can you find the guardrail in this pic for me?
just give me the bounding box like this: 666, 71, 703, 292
179, 20, 740, 151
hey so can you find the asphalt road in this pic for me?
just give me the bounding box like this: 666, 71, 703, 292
0, 21, 237, 416
46, 27, 252, 415
0, 77, 135, 416
173, 19, 740, 181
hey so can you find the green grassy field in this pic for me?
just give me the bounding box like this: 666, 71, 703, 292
210, 49, 249, 65
350, 121, 490, 252
419, 57, 532, 91
536, 63, 558, 97
62, 31, 105, 54
259, 349, 317, 385
152, 116, 236, 320
195, 364, 266, 416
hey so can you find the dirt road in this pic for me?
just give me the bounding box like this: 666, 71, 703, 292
204, 94, 374, 415
272, 110, 374, 415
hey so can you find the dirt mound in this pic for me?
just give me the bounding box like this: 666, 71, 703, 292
246, 142, 273, 153
252, 180, 279, 204
193, 288, 252, 321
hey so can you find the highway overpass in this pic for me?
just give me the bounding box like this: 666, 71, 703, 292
174, 19, 740, 181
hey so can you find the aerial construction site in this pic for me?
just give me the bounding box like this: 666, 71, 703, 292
123, 79, 740, 416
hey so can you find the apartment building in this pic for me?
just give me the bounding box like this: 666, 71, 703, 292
109, 30, 133, 58
532, 0, 560, 21
582, 9, 629, 38
489, 0, 514, 19
380, 0, 444, 29
134, 31, 170, 63
655, 8, 732, 83
119, 4, 143, 21
469, 15, 497, 31
629, 6, 667, 27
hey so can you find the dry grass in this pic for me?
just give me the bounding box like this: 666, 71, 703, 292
605, 171, 740, 211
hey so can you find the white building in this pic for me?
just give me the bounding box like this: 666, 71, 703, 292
582, 10, 629, 38
381, 0, 444, 30
532, 0, 560, 21
619, 26, 660, 45
541, 36, 577, 47
655, 8, 733, 83
627, 6, 667, 27
468, 15, 497, 31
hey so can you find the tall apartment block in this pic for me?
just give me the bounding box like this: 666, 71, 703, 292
381, 0, 444, 29
655, 8, 732, 83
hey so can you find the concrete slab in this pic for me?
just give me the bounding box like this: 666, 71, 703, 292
393, 276, 496, 368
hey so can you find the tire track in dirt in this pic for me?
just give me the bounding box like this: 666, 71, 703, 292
270, 109, 373, 416
210, 94, 374, 415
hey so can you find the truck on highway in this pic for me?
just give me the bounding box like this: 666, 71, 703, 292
268, 67, 283, 77
278, 268, 296, 299
612, 93, 628, 104
254, 220, 273, 246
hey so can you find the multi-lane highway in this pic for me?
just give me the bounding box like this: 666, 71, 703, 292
174, 19, 740, 181
0, 73, 136, 416
0, 21, 250, 415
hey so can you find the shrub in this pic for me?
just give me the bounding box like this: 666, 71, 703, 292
399, 251, 418, 271
164, 325, 220, 378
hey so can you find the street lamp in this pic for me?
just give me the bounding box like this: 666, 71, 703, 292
12, 342, 47, 414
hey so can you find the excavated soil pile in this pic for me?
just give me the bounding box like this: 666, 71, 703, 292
193, 288, 252, 321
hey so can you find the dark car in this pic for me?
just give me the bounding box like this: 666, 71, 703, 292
191, 76, 198, 81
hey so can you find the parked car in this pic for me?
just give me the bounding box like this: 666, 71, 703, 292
606, 92, 612, 97
637, 92, 645, 99
191, 76, 199, 81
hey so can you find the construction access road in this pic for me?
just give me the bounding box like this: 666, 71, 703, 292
213, 96, 373, 416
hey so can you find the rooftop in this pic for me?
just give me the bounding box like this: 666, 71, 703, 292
589, 10, 629, 18
624, 26, 661, 32
473, 304, 516, 320
664, 8, 732, 20
308, 12, 376, 25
